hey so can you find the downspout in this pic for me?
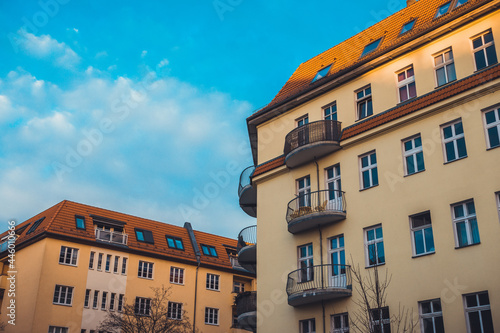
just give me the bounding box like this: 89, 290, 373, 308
184, 222, 202, 333
315, 159, 326, 333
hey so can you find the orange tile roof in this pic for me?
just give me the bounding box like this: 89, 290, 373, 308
253, 0, 491, 117
252, 64, 500, 177
1, 200, 253, 275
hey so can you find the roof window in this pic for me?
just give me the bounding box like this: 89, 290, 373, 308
312, 65, 332, 83
26, 217, 46, 235
435, 2, 451, 18
361, 38, 383, 57
400, 19, 416, 35
201, 244, 218, 257
166, 236, 184, 250
135, 228, 154, 244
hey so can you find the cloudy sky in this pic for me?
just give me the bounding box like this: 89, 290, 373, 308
0, 0, 407, 238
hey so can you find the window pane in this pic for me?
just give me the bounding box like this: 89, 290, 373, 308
408, 82, 417, 99
475, 50, 487, 70
406, 156, 415, 174
372, 167, 379, 186
436, 67, 446, 86
331, 238, 338, 249
466, 201, 475, 214
485, 110, 497, 124
481, 310, 494, 333
357, 91, 364, 99
424, 227, 435, 252
434, 54, 443, 66
370, 153, 377, 164
363, 170, 371, 188
454, 205, 464, 218
167, 238, 175, 247
484, 32, 493, 43
486, 45, 498, 66
443, 126, 453, 139
399, 86, 408, 102
398, 72, 406, 82
368, 244, 376, 265
421, 301, 431, 314
375, 227, 383, 239
473, 37, 483, 49
435, 316, 445, 333
478, 292, 490, 306
404, 140, 413, 151
468, 312, 482, 332
454, 121, 463, 134
470, 219, 480, 244
367, 99, 373, 116
445, 141, 456, 161
433, 300, 442, 312
365, 87, 371, 95
423, 318, 434, 333
447, 63, 456, 81
414, 230, 424, 255
377, 242, 385, 263
456, 222, 468, 247
367, 229, 375, 241
457, 137, 467, 158
416, 152, 425, 171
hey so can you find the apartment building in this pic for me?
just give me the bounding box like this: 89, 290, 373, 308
0, 200, 256, 333
237, 0, 500, 332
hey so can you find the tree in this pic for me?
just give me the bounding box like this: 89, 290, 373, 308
98, 286, 194, 333
349, 255, 418, 333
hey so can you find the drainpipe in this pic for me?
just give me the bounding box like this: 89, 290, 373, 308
184, 222, 202, 333
322, 300, 326, 333
315, 159, 326, 333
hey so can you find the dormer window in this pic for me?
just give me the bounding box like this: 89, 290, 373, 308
400, 20, 416, 35
166, 236, 184, 250
361, 38, 383, 58
312, 65, 332, 83
201, 244, 218, 257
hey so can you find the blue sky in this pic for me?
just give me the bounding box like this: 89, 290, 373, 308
0, 0, 407, 238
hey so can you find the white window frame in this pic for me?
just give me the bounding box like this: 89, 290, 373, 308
84, 289, 91, 308
433, 48, 456, 87
441, 119, 467, 163
93, 290, 99, 309
463, 291, 494, 333
121, 257, 127, 275
138, 260, 154, 279
206, 273, 220, 291
170, 267, 185, 285
168, 301, 183, 320
402, 135, 425, 175
452, 200, 480, 248
364, 225, 385, 267
370, 307, 391, 333
419, 299, 444, 333
59, 246, 78, 266
296, 115, 309, 127
300, 318, 316, 333
359, 151, 378, 190
471, 29, 497, 71
105, 254, 112, 272
135, 297, 151, 316
297, 175, 311, 208
396, 65, 416, 103
89, 251, 95, 269
113, 256, 119, 273
233, 281, 245, 293
355, 85, 373, 120
53, 285, 73, 306
298, 243, 314, 282
97, 253, 103, 271
110, 292, 116, 311
326, 164, 342, 211
323, 102, 338, 121
482, 106, 500, 149
48, 327, 69, 333
331, 313, 349, 333
410, 211, 435, 257
101, 291, 108, 310
205, 307, 219, 325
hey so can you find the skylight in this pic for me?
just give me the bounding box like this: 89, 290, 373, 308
26, 217, 46, 235
454, 0, 468, 8
435, 2, 451, 18
400, 20, 416, 35
361, 38, 383, 58
312, 65, 332, 83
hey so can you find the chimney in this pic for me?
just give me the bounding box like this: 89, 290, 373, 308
407, 0, 417, 6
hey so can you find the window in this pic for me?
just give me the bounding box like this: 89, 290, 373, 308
84, 289, 91, 308
205, 307, 219, 325
300, 319, 316, 333
361, 38, 382, 57
168, 302, 183, 320
26, 217, 45, 234
403, 135, 425, 175
312, 65, 332, 83
89, 252, 95, 269
397, 66, 416, 102
135, 297, 151, 316
75, 215, 86, 229
329, 235, 347, 288
452, 200, 480, 247
97, 253, 103, 270
296, 115, 309, 127
105, 254, 112, 272
170, 267, 185, 284
365, 225, 385, 266
483, 107, 500, 149
101, 291, 107, 310
410, 212, 435, 256
419, 299, 444, 333
332, 313, 349, 333
360, 151, 378, 189
435, 2, 451, 18
201, 244, 218, 257
53, 285, 73, 306
93, 291, 99, 309
166, 236, 184, 250
110, 293, 116, 311
59, 246, 78, 266
356, 86, 373, 120
297, 175, 311, 207
323, 102, 337, 121
464, 291, 494, 333
122, 257, 127, 275
454, 0, 469, 8
371, 307, 391, 333
233, 281, 245, 293
118, 294, 124, 312
135, 228, 154, 244
400, 20, 416, 35
441, 120, 467, 162
206, 273, 220, 291
138, 261, 154, 279
326, 165, 343, 210
48, 327, 68, 333
472, 30, 497, 71
113, 256, 119, 273
298, 243, 314, 282
434, 49, 456, 86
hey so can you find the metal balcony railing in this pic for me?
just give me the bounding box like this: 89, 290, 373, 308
286, 189, 346, 223
286, 264, 351, 297
238, 166, 256, 198
284, 120, 342, 156
237, 225, 257, 251
235, 291, 257, 316
95, 229, 128, 245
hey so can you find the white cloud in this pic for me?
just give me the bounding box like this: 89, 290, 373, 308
141, 50, 148, 58
157, 58, 169, 68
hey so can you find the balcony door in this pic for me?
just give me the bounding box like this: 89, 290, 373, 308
298, 244, 314, 282
297, 176, 311, 208
326, 165, 342, 211
296, 115, 309, 146
329, 235, 346, 288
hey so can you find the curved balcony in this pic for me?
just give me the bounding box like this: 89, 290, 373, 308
235, 291, 257, 332
286, 190, 346, 234
284, 120, 342, 168
238, 166, 257, 218
237, 225, 257, 274
286, 264, 352, 307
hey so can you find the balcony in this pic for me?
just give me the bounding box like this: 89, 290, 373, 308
284, 120, 342, 168
95, 229, 128, 246
235, 291, 257, 332
237, 225, 256, 274
239, 166, 257, 218
286, 264, 352, 307
286, 190, 346, 234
